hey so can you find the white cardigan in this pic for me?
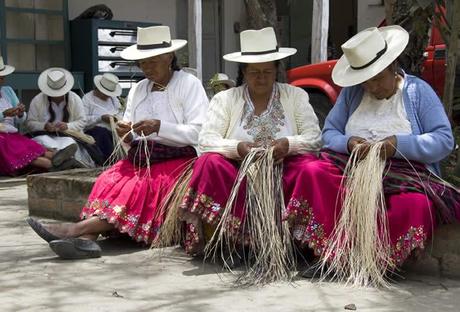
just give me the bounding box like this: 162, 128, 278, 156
199, 83, 322, 159
26, 91, 86, 132
123, 70, 209, 147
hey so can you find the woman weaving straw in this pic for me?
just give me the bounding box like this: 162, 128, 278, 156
295, 26, 460, 286
159, 27, 321, 284
27, 25, 209, 259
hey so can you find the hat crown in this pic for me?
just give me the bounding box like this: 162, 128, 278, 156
240, 27, 278, 54
341, 27, 387, 69
100, 73, 119, 92
0, 56, 5, 70
137, 26, 172, 46
47, 70, 67, 90
215, 73, 230, 81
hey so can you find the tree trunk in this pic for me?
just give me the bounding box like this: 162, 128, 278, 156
390, 0, 434, 76
244, 0, 287, 81
443, 0, 460, 119
384, 0, 396, 25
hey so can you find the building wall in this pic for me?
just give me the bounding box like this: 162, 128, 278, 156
67, 0, 179, 36
357, 0, 385, 31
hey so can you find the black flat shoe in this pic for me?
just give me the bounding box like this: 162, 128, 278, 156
26, 217, 60, 243
49, 238, 101, 260
51, 144, 78, 167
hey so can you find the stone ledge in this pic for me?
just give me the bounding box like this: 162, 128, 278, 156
26, 169, 460, 279
27, 168, 103, 221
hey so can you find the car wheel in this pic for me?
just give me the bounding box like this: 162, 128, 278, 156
306, 91, 333, 129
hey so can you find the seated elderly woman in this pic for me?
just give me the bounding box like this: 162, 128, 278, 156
26, 68, 99, 169
83, 73, 124, 162
0, 57, 69, 175
295, 26, 460, 285
27, 26, 209, 259
173, 27, 321, 274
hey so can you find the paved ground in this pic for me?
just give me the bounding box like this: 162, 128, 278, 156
1, 179, 460, 312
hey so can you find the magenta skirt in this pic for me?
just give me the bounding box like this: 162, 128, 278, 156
290, 154, 435, 266
0, 132, 46, 176
81, 157, 194, 244
179, 152, 319, 255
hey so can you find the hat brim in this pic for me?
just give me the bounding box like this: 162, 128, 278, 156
332, 25, 409, 87
120, 39, 187, 60
211, 79, 235, 88
223, 47, 297, 63
38, 68, 74, 97
93, 75, 122, 97
0, 65, 15, 76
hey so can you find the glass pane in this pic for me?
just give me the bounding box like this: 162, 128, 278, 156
36, 44, 65, 71
7, 43, 36, 71
5, 0, 34, 8
35, 14, 64, 40
34, 0, 63, 10
6, 12, 35, 39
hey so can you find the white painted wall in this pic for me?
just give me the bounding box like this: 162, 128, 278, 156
357, 0, 385, 31
67, 0, 178, 36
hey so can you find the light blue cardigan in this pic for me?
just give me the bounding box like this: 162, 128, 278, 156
322, 73, 454, 176
0, 86, 21, 121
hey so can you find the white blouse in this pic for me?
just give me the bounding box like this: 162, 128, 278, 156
345, 78, 412, 142
82, 91, 122, 130
132, 88, 180, 146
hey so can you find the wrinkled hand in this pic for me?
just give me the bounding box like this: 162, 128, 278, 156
271, 138, 289, 164
379, 135, 397, 160
116, 121, 133, 143
101, 114, 117, 123
55, 122, 68, 131
2, 107, 17, 117
347, 136, 370, 160
237, 141, 259, 159
44, 122, 57, 132
132, 119, 161, 136
16, 103, 25, 117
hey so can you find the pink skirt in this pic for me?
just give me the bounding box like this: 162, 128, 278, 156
81, 157, 194, 244
0, 132, 46, 176
290, 156, 434, 266
179, 152, 319, 255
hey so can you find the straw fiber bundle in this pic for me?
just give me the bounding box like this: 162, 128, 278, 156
206, 148, 296, 286
319, 141, 393, 288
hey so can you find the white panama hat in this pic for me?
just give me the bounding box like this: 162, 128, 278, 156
94, 73, 122, 97
0, 56, 15, 76
38, 68, 74, 97
223, 27, 297, 63
332, 25, 409, 87
120, 25, 187, 61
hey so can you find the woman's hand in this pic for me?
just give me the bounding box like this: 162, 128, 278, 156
347, 136, 370, 159
132, 119, 161, 136
44, 122, 56, 132
16, 103, 25, 117
55, 122, 68, 131
237, 141, 259, 159
116, 121, 133, 143
271, 138, 289, 164
379, 135, 397, 160
2, 107, 17, 117
101, 114, 117, 123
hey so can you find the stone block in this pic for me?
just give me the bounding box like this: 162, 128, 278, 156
27, 168, 102, 221
441, 253, 460, 278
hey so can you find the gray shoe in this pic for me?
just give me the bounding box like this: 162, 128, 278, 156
51, 144, 78, 167
26, 217, 60, 243
49, 238, 101, 260
52, 157, 86, 171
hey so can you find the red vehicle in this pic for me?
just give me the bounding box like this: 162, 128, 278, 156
287, 22, 446, 125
